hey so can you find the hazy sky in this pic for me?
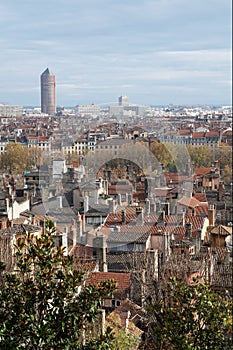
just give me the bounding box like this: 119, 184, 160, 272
0, 0, 232, 107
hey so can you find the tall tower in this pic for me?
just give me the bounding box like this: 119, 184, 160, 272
118, 95, 129, 106
40, 68, 56, 115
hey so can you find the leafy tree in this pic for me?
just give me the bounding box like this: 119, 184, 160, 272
150, 141, 173, 170
0, 143, 41, 173
141, 277, 232, 350
0, 221, 116, 349
110, 327, 139, 350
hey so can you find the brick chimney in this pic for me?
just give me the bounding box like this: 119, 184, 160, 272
218, 182, 223, 201
208, 204, 216, 227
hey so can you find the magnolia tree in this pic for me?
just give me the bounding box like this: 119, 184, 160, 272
141, 277, 232, 350
0, 221, 116, 349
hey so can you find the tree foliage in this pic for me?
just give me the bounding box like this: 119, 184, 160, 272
142, 277, 232, 350
0, 143, 41, 173
187, 145, 232, 170
0, 221, 116, 349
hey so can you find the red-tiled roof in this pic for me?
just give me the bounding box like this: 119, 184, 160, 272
192, 132, 205, 138
206, 131, 219, 137
194, 167, 213, 176
108, 184, 132, 195
178, 129, 191, 136
194, 193, 207, 202
87, 272, 130, 290
178, 196, 201, 208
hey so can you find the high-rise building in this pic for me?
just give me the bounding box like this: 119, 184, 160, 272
40, 68, 56, 115
118, 95, 129, 106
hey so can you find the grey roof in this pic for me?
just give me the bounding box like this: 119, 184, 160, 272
41, 68, 53, 76
0, 224, 41, 236
107, 231, 150, 244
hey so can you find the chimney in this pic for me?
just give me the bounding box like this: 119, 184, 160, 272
163, 202, 170, 216
145, 198, 150, 215
122, 210, 126, 224
109, 199, 116, 214
218, 182, 223, 201
81, 214, 86, 233
74, 215, 82, 244
214, 160, 219, 168
84, 195, 89, 213
120, 311, 131, 331
136, 206, 144, 223
72, 219, 78, 246
93, 235, 107, 272
186, 159, 192, 176
128, 193, 132, 204
185, 222, 192, 239
177, 212, 185, 227
118, 193, 122, 206
208, 204, 216, 227
94, 189, 99, 205
62, 227, 68, 255
158, 210, 165, 223
57, 196, 63, 209
162, 232, 169, 264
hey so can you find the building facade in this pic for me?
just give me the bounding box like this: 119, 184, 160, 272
40, 68, 56, 115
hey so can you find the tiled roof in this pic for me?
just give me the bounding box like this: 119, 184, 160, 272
178, 196, 201, 208
86, 272, 130, 291
206, 131, 219, 138
0, 224, 41, 236
105, 212, 137, 227
178, 129, 191, 136
194, 193, 207, 202
115, 206, 137, 215
154, 188, 169, 197
210, 225, 232, 236
69, 243, 94, 258
108, 184, 132, 195
194, 167, 213, 176
192, 132, 205, 138
106, 299, 144, 337
107, 230, 150, 244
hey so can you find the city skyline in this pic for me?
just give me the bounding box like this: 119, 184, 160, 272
0, 0, 232, 107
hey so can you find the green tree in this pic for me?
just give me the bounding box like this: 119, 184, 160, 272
0, 221, 116, 349
142, 277, 232, 350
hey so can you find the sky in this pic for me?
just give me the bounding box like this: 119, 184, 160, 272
0, 0, 232, 107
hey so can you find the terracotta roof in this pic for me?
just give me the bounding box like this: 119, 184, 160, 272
108, 184, 132, 195
222, 129, 232, 136
178, 196, 201, 208
105, 212, 137, 227
194, 193, 207, 202
206, 131, 219, 137
192, 132, 205, 138
154, 188, 169, 197
87, 272, 130, 291
194, 167, 213, 176
210, 225, 232, 236
178, 129, 191, 136
106, 299, 144, 338
69, 243, 94, 259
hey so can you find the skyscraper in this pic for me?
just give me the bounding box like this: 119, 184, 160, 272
40, 68, 56, 115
